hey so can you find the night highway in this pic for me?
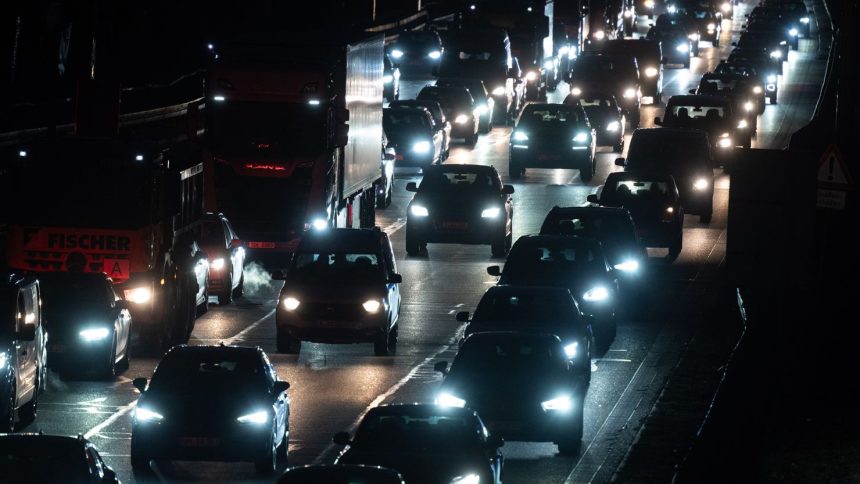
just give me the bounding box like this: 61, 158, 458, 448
0, 1, 833, 482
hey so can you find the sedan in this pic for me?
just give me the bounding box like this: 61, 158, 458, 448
646, 25, 693, 68
0, 433, 119, 483
388, 30, 443, 76
388, 99, 451, 159
405, 164, 514, 257
39, 272, 132, 378
572, 94, 626, 152
435, 332, 587, 455
436, 77, 494, 133
131, 345, 291, 474
278, 464, 404, 484
333, 404, 504, 484
509, 103, 596, 181
488, 234, 619, 346
201, 212, 246, 305
417, 86, 479, 146
383, 107, 444, 167
458, 285, 593, 381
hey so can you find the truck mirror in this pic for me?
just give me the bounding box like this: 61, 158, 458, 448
455, 311, 470, 322
501, 185, 515, 195
335, 124, 350, 147
615, 157, 626, 166
487, 266, 501, 277
132, 377, 148, 392
405, 182, 418, 192
389, 274, 403, 284
587, 194, 599, 204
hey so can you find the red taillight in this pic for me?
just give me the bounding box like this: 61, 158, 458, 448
244, 163, 286, 171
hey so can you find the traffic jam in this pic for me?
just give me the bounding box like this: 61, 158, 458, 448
0, 0, 822, 482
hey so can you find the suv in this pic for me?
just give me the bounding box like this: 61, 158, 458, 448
617, 128, 715, 223
1, 274, 47, 431
0, 433, 119, 482
568, 53, 642, 127
274, 228, 403, 356
201, 212, 246, 305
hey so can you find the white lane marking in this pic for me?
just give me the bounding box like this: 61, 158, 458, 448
310, 322, 468, 465
381, 218, 407, 236
594, 358, 633, 363
221, 308, 276, 345
84, 401, 136, 439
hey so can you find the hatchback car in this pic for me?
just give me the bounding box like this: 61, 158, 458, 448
571, 94, 626, 152
0, 433, 119, 483
39, 272, 132, 378
201, 212, 246, 305
695, 72, 765, 122
657, 95, 752, 156
405, 164, 514, 257
417, 86, 480, 145
274, 228, 402, 356
436, 77, 495, 133
509, 103, 596, 181
388, 99, 451, 159
131, 345, 290, 473
383, 107, 444, 167
568, 53, 642, 127
434, 332, 587, 455
589, 39, 664, 104
646, 25, 693, 67
333, 404, 504, 484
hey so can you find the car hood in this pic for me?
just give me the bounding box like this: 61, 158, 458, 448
337, 448, 483, 483
387, 129, 434, 147
138, 392, 270, 422
443, 370, 573, 404
280, 281, 387, 303
581, 108, 616, 125
412, 192, 502, 213
499, 267, 610, 295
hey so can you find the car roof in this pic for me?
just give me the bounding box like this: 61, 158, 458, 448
164, 344, 262, 359
606, 171, 678, 184
0, 433, 89, 447
423, 163, 496, 175
36, 271, 111, 284
297, 228, 386, 253
486, 284, 573, 297
279, 464, 403, 480
631, 126, 708, 140
548, 206, 631, 218
384, 106, 431, 116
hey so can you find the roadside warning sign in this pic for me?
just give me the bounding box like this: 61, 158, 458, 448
817, 144, 853, 189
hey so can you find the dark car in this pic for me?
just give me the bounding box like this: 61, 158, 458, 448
758, 0, 811, 38
540, 206, 646, 279
656, 95, 752, 158
646, 25, 693, 67
617, 127, 715, 222
416, 85, 479, 146
278, 464, 404, 484
405, 164, 514, 257
379, 132, 397, 208
434, 332, 587, 454
39, 272, 132, 378
1, 274, 46, 432
655, 13, 700, 55
683, 5, 722, 46
436, 77, 494, 133
201, 212, 246, 305
568, 53, 642, 127
274, 228, 402, 356
587, 173, 684, 260
589, 39, 664, 104
570, 94, 626, 152
487, 235, 619, 345
722, 55, 779, 104
0, 433, 119, 483
388, 30, 443, 75
388, 99, 451, 159
744, 18, 794, 54
130, 345, 291, 473
714, 60, 776, 105
457, 285, 593, 380
509, 103, 596, 181
383, 107, 445, 167
695, 72, 765, 122
333, 404, 504, 484
383, 54, 400, 103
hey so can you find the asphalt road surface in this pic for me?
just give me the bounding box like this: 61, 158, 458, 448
21, 3, 826, 482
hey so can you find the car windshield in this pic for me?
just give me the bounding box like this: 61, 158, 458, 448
418, 89, 471, 109
39, 277, 108, 315
699, 79, 738, 92
572, 57, 636, 80
290, 252, 382, 283
453, 337, 567, 375
627, 133, 711, 170
472, 293, 577, 325
520, 106, 584, 126
419, 170, 499, 192
505, 243, 604, 280
667, 104, 727, 122
0, 440, 90, 482
579, 98, 615, 108
545, 214, 638, 246
207, 101, 326, 157
202, 220, 226, 247
602, 179, 676, 206
352, 413, 478, 451
149, 351, 266, 393
384, 110, 432, 132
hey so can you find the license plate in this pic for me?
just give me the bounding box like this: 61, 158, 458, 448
49, 344, 65, 353
441, 221, 468, 230
179, 437, 220, 448
248, 241, 276, 249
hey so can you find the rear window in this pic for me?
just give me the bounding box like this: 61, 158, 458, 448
473, 292, 577, 323
521, 106, 585, 125
627, 131, 711, 169
150, 351, 266, 392
602, 179, 676, 206
667, 104, 726, 120
419, 170, 499, 191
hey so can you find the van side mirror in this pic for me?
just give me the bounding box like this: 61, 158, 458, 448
434, 361, 449, 374
615, 157, 626, 167
688, 89, 696, 94
455, 311, 470, 322
654, 116, 663, 125
274, 381, 290, 394
487, 266, 501, 277
16, 323, 36, 341
389, 274, 403, 284
502, 185, 515, 195
406, 182, 418, 192
383, 152, 396, 161
271, 270, 286, 280
587, 194, 599, 204
132, 377, 148, 392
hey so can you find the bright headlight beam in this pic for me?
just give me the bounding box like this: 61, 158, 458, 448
525, 71, 537, 81
677, 43, 690, 53
645, 67, 659, 77
410, 205, 429, 217
210, 258, 225, 270
362, 300, 381, 313
564, 342, 579, 358
623, 88, 636, 99
413, 141, 432, 153
391, 49, 404, 59
492, 86, 506, 96
737, 119, 748, 129
593, 30, 606, 40
437, 392, 466, 408
512, 131, 528, 141
455, 114, 469, 124
135, 407, 164, 422
614, 259, 640, 272
541, 395, 573, 412
124, 287, 152, 304
573, 132, 589, 143
770, 50, 782, 59
583, 286, 609, 302
570, 87, 582, 96
79, 327, 110, 342
481, 207, 501, 218
428, 50, 441, 59
694, 178, 709, 190
283, 297, 300, 311
753, 86, 763, 94
312, 218, 328, 231
237, 410, 269, 424
789, 28, 798, 37
474, 105, 488, 115
606, 121, 620, 132
451, 474, 481, 484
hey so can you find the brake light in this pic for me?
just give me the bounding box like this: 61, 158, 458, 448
244, 163, 286, 171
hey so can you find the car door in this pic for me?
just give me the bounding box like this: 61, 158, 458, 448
108, 282, 131, 360
225, 219, 245, 291
263, 354, 288, 439
428, 113, 444, 161
382, 237, 401, 329
14, 289, 37, 403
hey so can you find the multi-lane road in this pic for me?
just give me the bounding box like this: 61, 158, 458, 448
21, 3, 826, 482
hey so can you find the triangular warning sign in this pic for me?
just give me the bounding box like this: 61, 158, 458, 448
817, 144, 853, 189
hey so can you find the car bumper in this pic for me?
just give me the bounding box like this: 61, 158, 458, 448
47, 336, 112, 369
451, 121, 477, 138
481, 409, 581, 442
277, 311, 387, 344
510, 146, 592, 168
132, 424, 271, 462
407, 216, 504, 245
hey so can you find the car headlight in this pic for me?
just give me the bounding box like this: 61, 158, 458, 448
428, 50, 441, 59
492, 86, 506, 96
210, 257, 225, 270
451, 474, 480, 484
512, 131, 528, 141
770, 50, 782, 59
474, 104, 488, 115
237, 410, 269, 425
753, 86, 763, 94
645, 0, 655, 8
362, 299, 382, 313
606, 121, 620, 132
583, 286, 609, 302
593, 30, 606, 40
79, 327, 110, 342
525, 71, 538, 81
0, 352, 6, 370
693, 178, 709, 190
789, 28, 799, 37
668, 4, 677, 13
737, 119, 749, 129
573, 132, 589, 143
563, 342, 579, 358
410, 205, 429, 217
455, 114, 469, 124
676, 43, 690, 53
413, 141, 432, 153
707, 23, 716, 31
688, 33, 700, 41
541, 395, 573, 412
559, 46, 570, 56
614, 259, 640, 272
718, 137, 733, 148
134, 406, 164, 423
721, 2, 731, 12
481, 207, 501, 218
391, 49, 404, 59
124, 287, 152, 304
800, 17, 810, 24
570, 86, 582, 96
744, 101, 754, 112
383, 74, 393, 84
645, 66, 658, 77
666, 206, 675, 214
623, 88, 636, 99
311, 218, 328, 231
282, 297, 300, 311
767, 74, 777, 83
437, 392, 467, 408
544, 60, 555, 70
